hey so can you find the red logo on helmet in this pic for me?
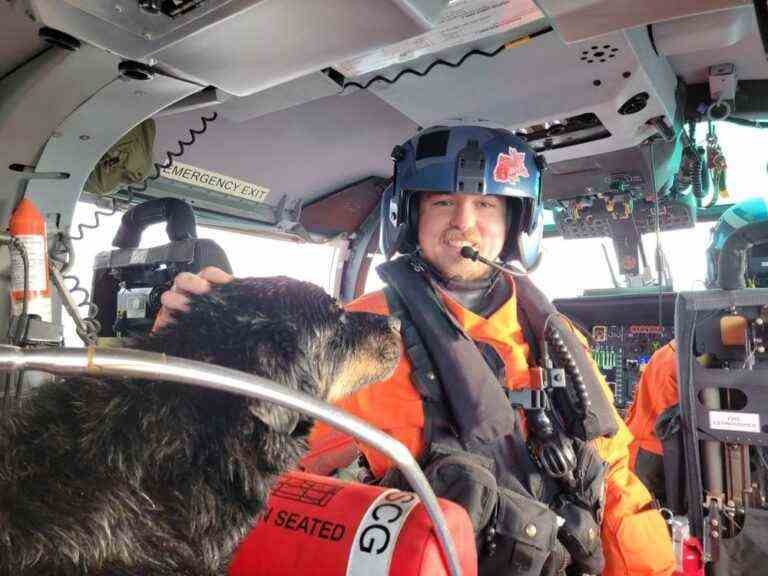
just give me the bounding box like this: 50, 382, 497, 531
493, 147, 529, 185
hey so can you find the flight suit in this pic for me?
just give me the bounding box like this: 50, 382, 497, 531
309, 278, 675, 576
625, 342, 679, 499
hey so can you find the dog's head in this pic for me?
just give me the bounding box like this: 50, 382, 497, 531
148, 277, 401, 434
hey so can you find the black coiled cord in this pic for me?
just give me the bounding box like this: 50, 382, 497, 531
69, 111, 218, 241
61, 273, 101, 332
61, 112, 218, 339
342, 28, 552, 92
545, 323, 591, 415
117, 111, 218, 200
69, 200, 119, 241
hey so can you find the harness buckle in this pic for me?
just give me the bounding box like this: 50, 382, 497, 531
505, 388, 547, 410
547, 367, 566, 388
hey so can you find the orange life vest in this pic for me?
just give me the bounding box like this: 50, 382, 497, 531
308, 278, 675, 576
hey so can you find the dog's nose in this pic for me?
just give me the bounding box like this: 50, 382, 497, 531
387, 316, 401, 332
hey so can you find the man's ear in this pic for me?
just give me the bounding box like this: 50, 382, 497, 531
248, 400, 300, 435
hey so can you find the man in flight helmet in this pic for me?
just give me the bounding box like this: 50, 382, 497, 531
307, 124, 675, 576
156, 124, 675, 575
627, 197, 768, 509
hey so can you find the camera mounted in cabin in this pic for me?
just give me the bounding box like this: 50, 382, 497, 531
91, 197, 232, 339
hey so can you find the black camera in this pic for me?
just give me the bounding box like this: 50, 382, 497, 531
91, 198, 232, 338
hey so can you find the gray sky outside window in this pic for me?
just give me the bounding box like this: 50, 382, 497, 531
62, 205, 337, 345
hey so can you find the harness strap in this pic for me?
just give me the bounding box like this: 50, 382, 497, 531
384, 286, 449, 448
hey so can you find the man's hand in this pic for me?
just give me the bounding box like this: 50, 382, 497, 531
152, 266, 234, 332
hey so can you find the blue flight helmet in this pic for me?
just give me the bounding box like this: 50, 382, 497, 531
380, 125, 546, 270
706, 197, 768, 289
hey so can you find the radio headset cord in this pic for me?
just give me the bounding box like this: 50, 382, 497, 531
340, 28, 553, 92
57, 112, 218, 343
524, 312, 591, 491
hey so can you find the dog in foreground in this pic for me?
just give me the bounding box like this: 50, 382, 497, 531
0, 277, 401, 576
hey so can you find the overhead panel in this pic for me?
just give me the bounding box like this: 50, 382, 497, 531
28, 0, 436, 96
368, 26, 678, 163
532, 0, 750, 43
217, 72, 342, 124
653, 7, 768, 84
335, 0, 545, 80
0, 1, 46, 80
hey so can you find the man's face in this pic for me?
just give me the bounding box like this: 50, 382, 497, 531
417, 193, 507, 281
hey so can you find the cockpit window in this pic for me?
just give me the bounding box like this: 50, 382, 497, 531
695, 120, 768, 207
62, 202, 338, 345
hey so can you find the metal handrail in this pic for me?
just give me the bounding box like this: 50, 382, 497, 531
0, 345, 462, 576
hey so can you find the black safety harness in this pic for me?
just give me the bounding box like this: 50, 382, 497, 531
378, 256, 618, 576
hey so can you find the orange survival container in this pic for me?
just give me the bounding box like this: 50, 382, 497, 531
229, 471, 477, 576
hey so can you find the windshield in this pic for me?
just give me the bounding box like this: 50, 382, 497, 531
62, 202, 339, 345
533, 120, 767, 298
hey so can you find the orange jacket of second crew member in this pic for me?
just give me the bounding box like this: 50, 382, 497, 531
308, 278, 675, 576
625, 341, 679, 470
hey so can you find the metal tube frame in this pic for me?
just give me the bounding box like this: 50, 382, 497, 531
0, 345, 463, 576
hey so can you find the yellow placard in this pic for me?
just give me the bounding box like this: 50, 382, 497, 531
161, 161, 270, 203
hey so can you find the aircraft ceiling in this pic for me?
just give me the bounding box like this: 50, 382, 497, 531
1, 0, 767, 233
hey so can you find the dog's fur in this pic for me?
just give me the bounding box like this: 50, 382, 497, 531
0, 277, 400, 576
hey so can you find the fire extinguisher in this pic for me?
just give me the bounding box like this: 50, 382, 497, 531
671, 515, 705, 576
9, 198, 53, 330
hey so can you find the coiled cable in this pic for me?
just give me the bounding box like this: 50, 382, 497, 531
543, 314, 591, 415
342, 29, 552, 92
68, 200, 119, 241
116, 111, 217, 200
61, 112, 218, 340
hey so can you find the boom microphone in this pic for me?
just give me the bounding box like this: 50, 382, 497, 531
460, 246, 527, 276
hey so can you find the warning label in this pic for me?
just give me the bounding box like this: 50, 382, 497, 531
260, 506, 347, 542
160, 161, 270, 203
11, 235, 48, 292
335, 0, 543, 78
709, 411, 761, 434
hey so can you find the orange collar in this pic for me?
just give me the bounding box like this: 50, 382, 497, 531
439, 275, 523, 347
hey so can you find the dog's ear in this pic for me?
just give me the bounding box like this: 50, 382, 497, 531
248, 400, 300, 435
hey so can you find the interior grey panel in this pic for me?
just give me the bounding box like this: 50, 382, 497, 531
153, 90, 418, 206
26, 0, 431, 96
0, 1, 46, 79
367, 26, 678, 163
533, 0, 748, 43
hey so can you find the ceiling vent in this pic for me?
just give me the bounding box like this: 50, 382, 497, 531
580, 44, 619, 64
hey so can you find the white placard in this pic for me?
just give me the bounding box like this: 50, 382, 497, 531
709, 410, 761, 434
335, 0, 543, 78
11, 235, 48, 292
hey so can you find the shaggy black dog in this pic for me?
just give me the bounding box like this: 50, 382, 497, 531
0, 277, 401, 576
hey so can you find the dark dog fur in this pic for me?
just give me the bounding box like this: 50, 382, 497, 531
0, 277, 400, 575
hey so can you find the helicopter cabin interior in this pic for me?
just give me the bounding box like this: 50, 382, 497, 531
2, 1, 768, 575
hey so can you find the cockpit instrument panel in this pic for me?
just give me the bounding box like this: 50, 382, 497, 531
554, 292, 677, 414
